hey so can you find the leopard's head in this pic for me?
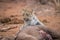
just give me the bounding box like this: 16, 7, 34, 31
22, 9, 34, 22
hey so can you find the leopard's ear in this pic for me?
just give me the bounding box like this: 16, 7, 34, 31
22, 9, 26, 13
22, 9, 27, 16
31, 9, 36, 14
22, 9, 25, 15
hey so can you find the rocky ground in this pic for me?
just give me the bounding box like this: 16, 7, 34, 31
0, 0, 60, 40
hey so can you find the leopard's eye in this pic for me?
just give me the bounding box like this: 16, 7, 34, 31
26, 13, 29, 16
